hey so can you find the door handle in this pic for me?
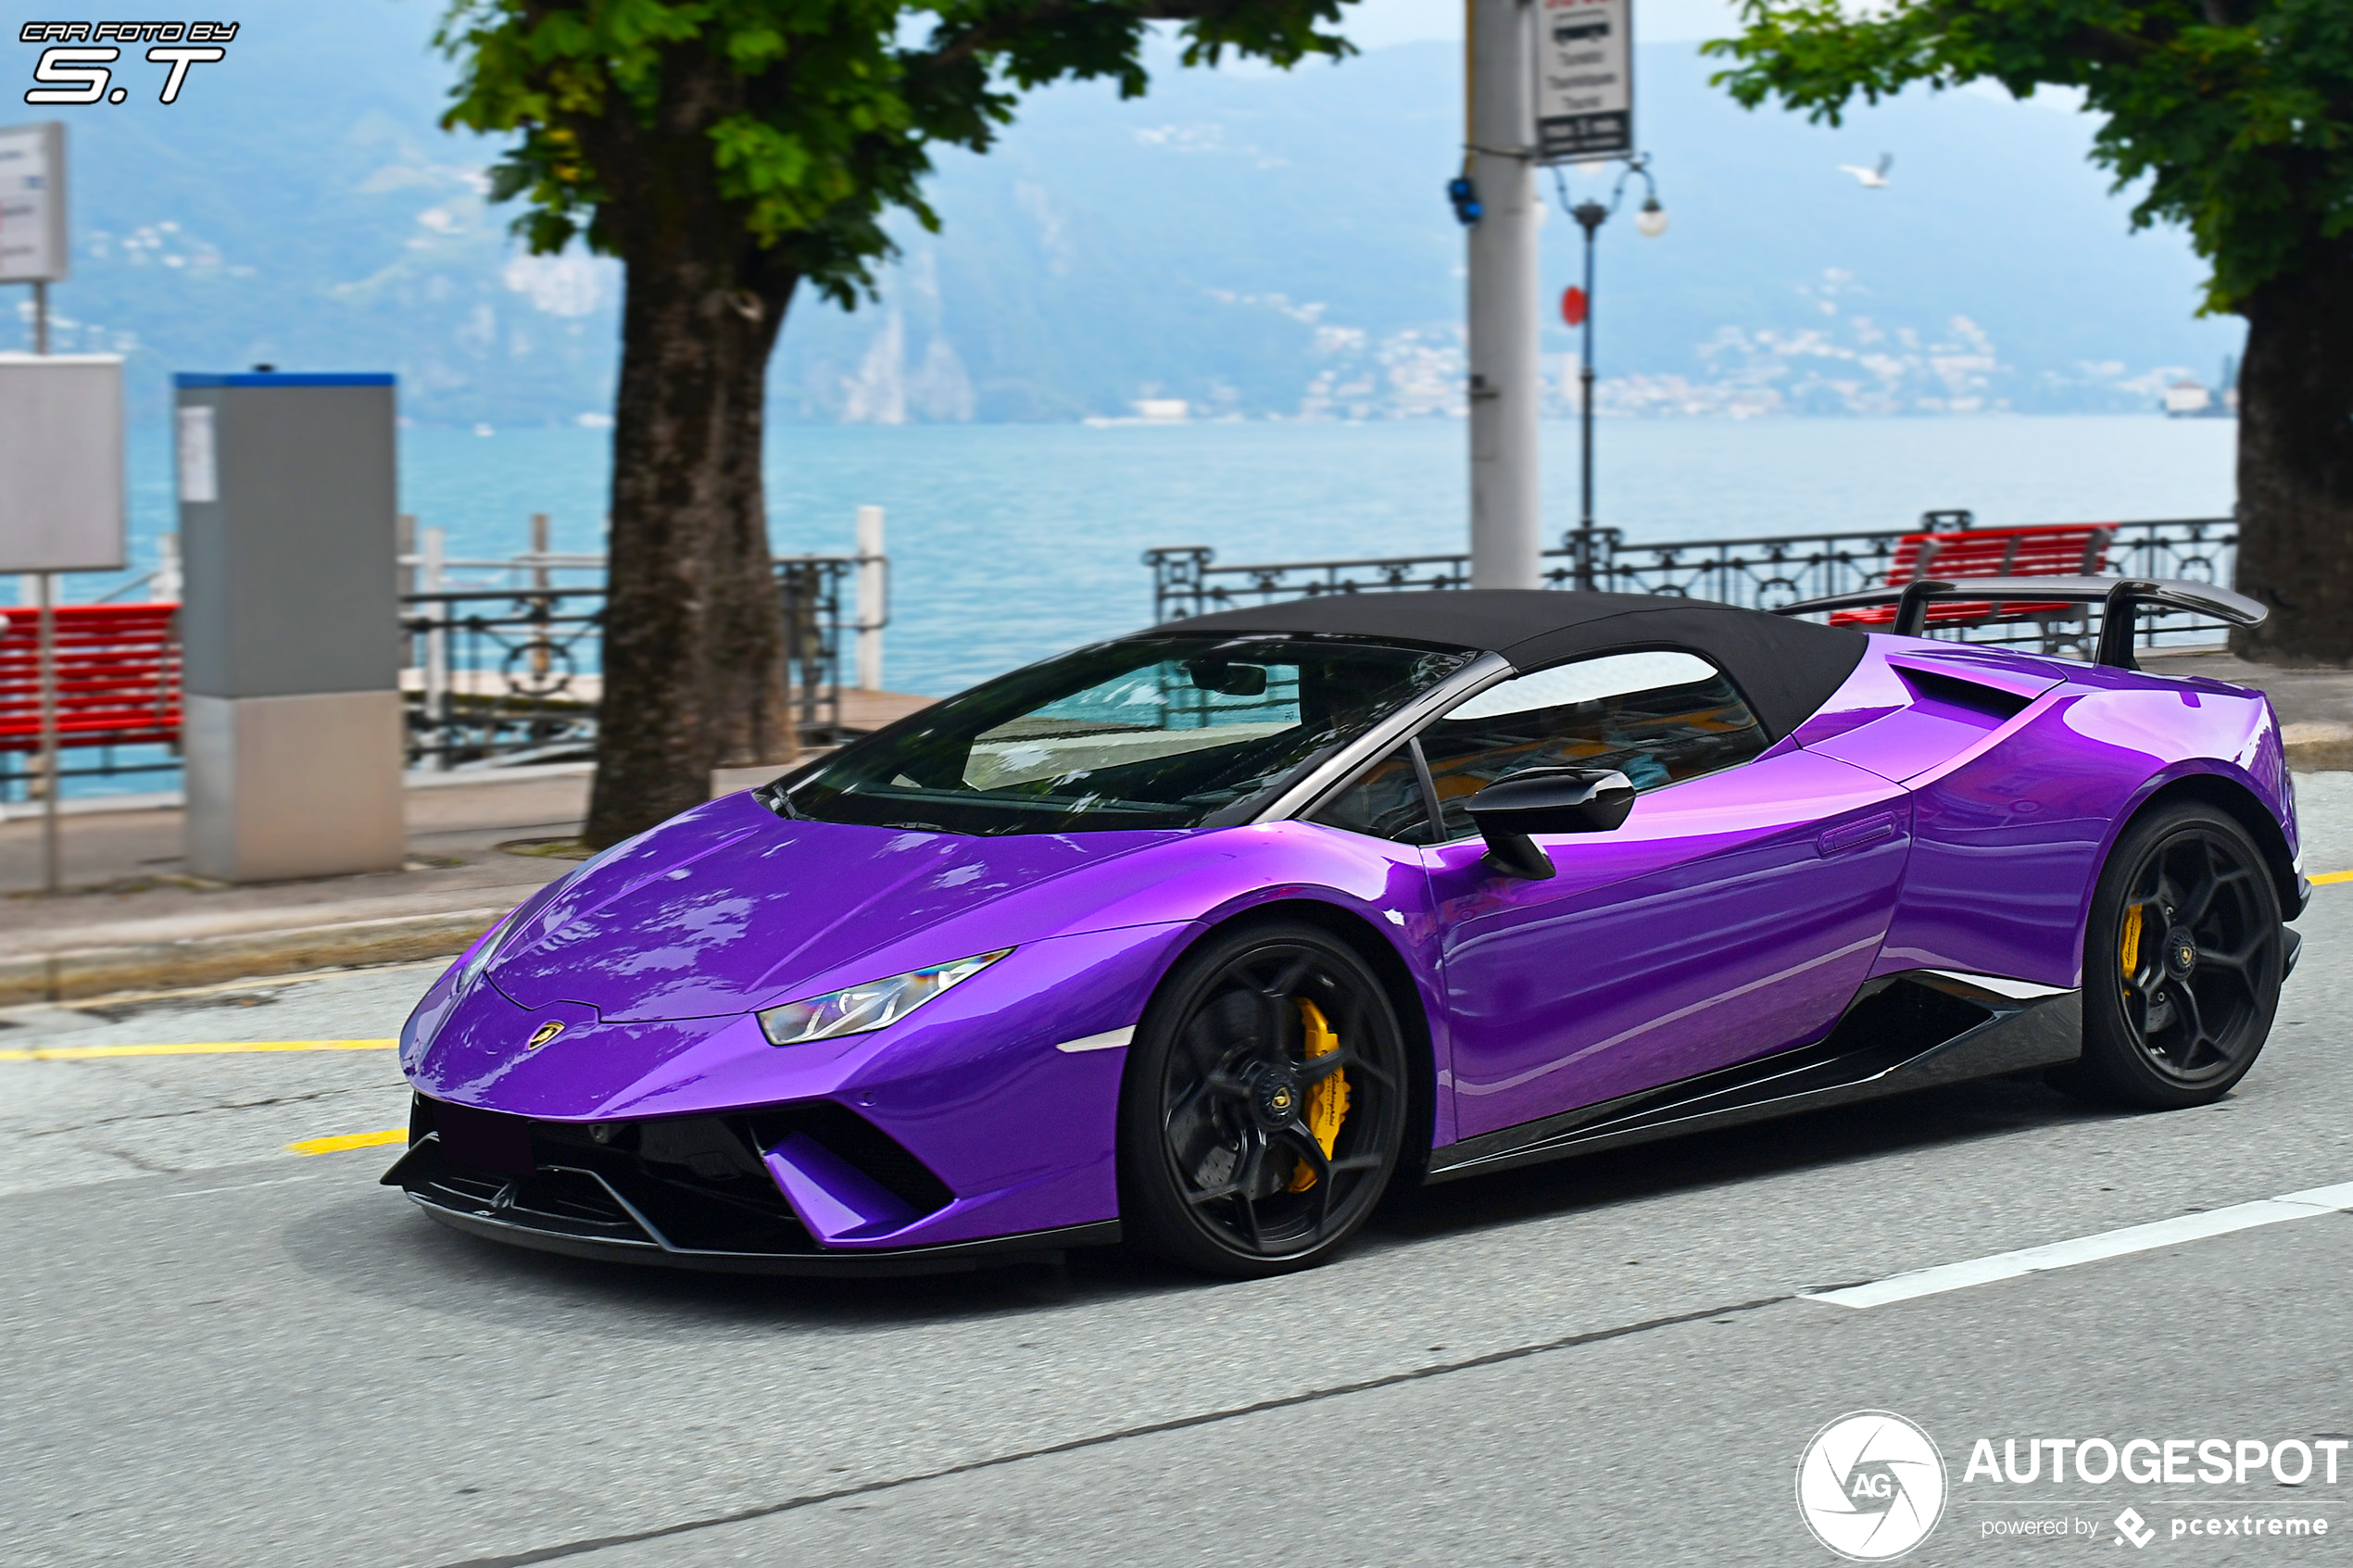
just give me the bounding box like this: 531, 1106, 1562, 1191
1818, 811, 1898, 858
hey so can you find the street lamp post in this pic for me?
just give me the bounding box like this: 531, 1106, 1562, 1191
1561, 156, 1666, 591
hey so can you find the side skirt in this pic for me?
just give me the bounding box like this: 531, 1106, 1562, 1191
1423, 970, 2082, 1185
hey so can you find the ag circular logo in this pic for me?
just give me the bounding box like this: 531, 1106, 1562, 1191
1795, 1411, 1947, 1561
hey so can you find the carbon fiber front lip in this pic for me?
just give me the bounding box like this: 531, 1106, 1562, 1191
405, 1186, 1119, 1275
388, 1136, 1119, 1276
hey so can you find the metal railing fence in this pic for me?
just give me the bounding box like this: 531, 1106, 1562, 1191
0, 547, 877, 800
401, 556, 861, 771
1147, 515, 2240, 657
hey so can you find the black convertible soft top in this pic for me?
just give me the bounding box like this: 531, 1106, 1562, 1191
1166, 589, 1869, 742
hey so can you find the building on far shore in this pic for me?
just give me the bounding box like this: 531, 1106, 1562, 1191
2163, 355, 2239, 420
2163, 380, 2215, 417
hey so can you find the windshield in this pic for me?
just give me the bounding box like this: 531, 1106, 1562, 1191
783, 633, 1475, 835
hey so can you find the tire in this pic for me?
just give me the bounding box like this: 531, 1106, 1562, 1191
2054, 802, 2284, 1110
1117, 921, 1410, 1278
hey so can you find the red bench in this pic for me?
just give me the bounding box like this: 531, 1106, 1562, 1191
1830, 522, 2115, 632
0, 603, 182, 754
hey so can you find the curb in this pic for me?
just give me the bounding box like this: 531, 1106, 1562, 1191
2284, 722, 2353, 773
0, 908, 501, 1007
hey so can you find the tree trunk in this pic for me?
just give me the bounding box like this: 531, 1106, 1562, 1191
582, 53, 799, 847
2230, 250, 2353, 666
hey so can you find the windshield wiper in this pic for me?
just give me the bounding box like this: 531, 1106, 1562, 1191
752, 780, 799, 821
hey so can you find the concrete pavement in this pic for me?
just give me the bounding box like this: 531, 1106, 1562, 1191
0, 767, 590, 1002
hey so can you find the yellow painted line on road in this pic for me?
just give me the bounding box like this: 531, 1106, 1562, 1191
2312, 870, 2353, 886
288, 1128, 407, 1156
0, 1038, 396, 1062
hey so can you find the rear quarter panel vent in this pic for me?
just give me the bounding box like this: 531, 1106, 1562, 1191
1891, 664, 2035, 724
1801, 656, 2062, 784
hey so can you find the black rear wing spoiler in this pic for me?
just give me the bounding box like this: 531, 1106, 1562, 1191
1774, 575, 2266, 669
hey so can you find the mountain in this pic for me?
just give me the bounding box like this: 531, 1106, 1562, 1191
16, 2, 608, 426
19, 4, 2240, 426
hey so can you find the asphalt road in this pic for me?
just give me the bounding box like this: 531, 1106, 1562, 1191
6, 773, 2351, 1568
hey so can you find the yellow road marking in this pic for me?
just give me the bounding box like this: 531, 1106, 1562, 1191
2313, 870, 2353, 886
288, 1128, 407, 1156
0, 1038, 396, 1062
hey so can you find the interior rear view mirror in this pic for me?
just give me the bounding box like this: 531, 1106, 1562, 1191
1187, 660, 1268, 697
1466, 767, 1637, 880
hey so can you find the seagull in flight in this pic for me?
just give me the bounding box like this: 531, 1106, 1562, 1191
1838, 153, 1894, 189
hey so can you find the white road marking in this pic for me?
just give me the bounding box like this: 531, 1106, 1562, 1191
1810, 1181, 2353, 1308
161, 1173, 339, 1200
1054, 1026, 1135, 1054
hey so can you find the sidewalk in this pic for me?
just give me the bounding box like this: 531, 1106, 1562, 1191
0, 765, 596, 1004
0, 684, 942, 1003
0, 653, 2344, 1005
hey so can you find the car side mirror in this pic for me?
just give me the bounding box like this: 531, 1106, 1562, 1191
1466, 768, 1636, 881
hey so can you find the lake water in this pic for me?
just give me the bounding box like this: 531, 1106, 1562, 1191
397, 413, 2238, 694
29, 413, 2233, 797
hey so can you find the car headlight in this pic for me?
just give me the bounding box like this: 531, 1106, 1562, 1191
454, 909, 517, 996
757, 949, 1012, 1047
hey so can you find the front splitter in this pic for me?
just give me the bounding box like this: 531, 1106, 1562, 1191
407, 1189, 1122, 1277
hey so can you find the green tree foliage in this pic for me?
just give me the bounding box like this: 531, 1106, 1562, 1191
1709, 2, 2353, 662
438, 0, 1354, 300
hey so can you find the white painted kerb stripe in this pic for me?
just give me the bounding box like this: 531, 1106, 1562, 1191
1811, 1181, 2353, 1309
1054, 1026, 1134, 1054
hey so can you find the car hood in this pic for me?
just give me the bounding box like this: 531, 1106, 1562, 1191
484, 792, 1185, 1022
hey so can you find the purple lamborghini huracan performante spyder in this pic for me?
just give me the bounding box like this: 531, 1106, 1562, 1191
386, 578, 2307, 1278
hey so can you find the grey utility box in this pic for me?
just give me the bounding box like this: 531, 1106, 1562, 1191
175, 371, 403, 882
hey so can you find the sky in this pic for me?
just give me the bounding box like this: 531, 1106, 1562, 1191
15, 0, 2211, 433
1344, 0, 1743, 49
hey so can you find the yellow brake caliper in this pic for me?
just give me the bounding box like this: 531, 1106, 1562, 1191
2120, 901, 2144, 988
1288, 999, 1350, 1192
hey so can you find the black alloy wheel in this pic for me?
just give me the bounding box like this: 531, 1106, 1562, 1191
2059, 803, 2284, 1110
1119, 922, 1410, 1277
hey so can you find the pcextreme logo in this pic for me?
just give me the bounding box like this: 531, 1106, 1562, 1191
1796, 1411, 1949, 1562
1796, 1412, 2346, 1557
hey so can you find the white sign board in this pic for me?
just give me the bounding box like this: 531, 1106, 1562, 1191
0, 355, 125, 571
178, 405, 220, 503
1534, 0, 1633, 165
0, 122, 68, 284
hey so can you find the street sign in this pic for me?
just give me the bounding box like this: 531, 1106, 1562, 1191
0, 122, 68, 284
0, 356, 125, 571
1533, 0, 1633, 165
